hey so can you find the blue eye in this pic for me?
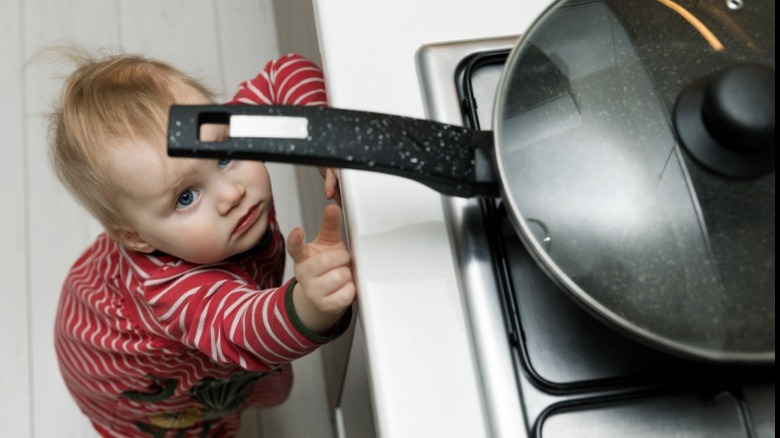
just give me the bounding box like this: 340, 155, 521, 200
218, 158, 232, 168
175, 189, 198, 209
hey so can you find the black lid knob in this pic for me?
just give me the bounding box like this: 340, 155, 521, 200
674, 63, 775, 178
702, 63, 774, 153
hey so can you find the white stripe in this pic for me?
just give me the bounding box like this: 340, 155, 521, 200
228, 290, 262, 338
236, 97, 262, 105
242, 295, 285, 364
206, 279, 228, 297
274, 306, 309, 350
210, 290, 236, 363
159, 285, 200, 320
294, 88, 327, 106
119, 246, 151, 279
283, 77, 325, 103
278, 65, 321, 93
244, 79, 274, 105
193, 297, 214, 347
179, 301, 190, 334
146, 266, 239, 298
259, 294, 299, 358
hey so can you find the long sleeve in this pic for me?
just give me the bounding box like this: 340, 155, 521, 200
229, 53, 328, 107
119, 219, 349, 372
132, 259, 318, 371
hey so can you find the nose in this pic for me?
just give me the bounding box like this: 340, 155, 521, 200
216, 178, 246, 215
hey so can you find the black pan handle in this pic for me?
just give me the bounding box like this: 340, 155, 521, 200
167, 105, 498, 197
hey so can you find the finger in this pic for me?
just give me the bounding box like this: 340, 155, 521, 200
319, 281, 357, 314
305, 266, 353, 297
332, 189, 343, 208
301, 276, 355, 315
324, 169, 339, 199
314, 204, 343, 244
316, 250, 351, 272
294, 250, 351, 280
286, 227, 306, 262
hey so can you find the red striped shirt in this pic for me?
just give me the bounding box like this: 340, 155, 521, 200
54, 54, 340, 437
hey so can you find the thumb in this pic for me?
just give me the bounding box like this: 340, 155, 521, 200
286, 227, 306, 262
314, 204, 343, 245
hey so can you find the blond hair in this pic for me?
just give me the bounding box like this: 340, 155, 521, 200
48, 46, 215, 234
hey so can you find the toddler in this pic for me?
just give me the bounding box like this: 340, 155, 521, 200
50, 48, 354, 437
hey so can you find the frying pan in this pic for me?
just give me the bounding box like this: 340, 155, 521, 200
168, 0, 775, 363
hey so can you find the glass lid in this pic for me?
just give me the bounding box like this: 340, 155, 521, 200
495, 0, 774, 362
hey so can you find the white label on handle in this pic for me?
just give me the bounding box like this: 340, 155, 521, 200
229, 115, 310, 139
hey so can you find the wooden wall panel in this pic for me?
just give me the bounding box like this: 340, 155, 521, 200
23, 0, 120, 436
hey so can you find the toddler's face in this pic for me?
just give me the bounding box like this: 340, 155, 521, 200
109, 88, 273, 264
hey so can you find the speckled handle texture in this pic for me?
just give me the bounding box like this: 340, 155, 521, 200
168, 105, 497, 197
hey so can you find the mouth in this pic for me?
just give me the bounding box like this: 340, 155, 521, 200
232, 203, 262, 236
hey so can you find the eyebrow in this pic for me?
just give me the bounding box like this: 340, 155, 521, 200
165, 159, 200, 207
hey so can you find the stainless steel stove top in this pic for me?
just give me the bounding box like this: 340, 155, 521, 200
416, 35, 775, 438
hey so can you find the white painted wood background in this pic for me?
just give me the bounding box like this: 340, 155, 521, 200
0, 1, 334, 436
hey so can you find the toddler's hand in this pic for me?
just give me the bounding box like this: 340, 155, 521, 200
287, 204, 354, 333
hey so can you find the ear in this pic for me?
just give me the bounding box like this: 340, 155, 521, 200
114, 229, 156, 254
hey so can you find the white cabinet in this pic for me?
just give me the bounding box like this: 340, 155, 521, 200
333, 316, 377, 438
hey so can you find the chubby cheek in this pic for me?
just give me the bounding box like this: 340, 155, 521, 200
174, 236, 228, 264
247, 162, 273, 196
150, 218, 227, 264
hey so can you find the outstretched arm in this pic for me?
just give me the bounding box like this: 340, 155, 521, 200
287, 204, 355, 333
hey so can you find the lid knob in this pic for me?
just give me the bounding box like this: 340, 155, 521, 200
674, 63, 775, 178
702, 63, 775, 153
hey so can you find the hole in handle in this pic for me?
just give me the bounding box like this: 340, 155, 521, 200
197, 111, 231, 143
